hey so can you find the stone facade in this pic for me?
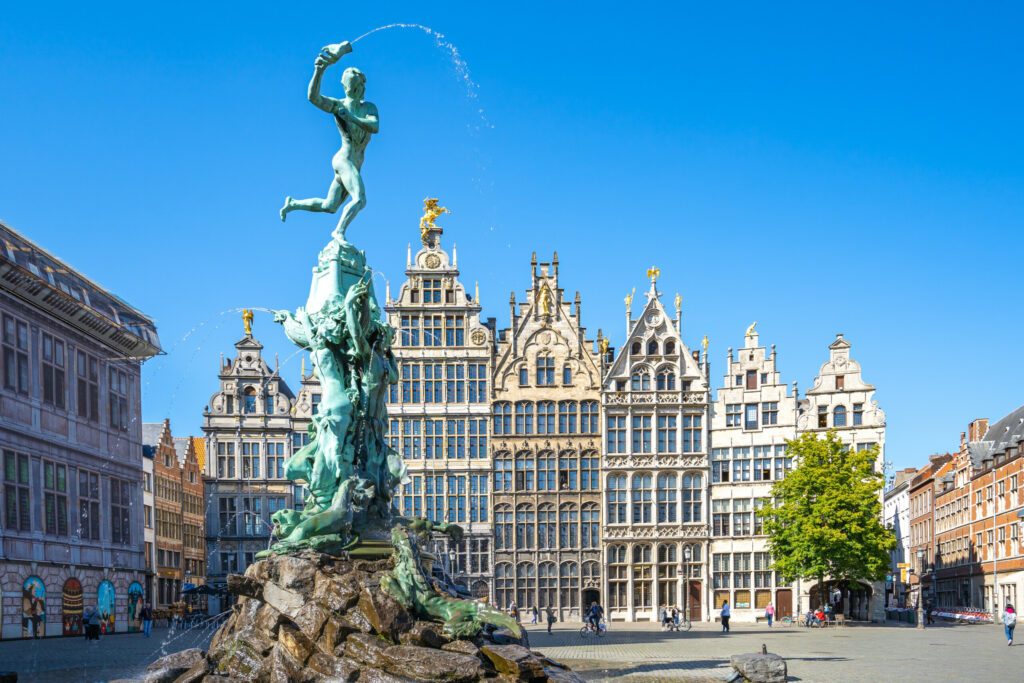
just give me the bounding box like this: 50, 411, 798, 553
0, 220, 161, 638
708, 326, 797, 624
384, 224, 495, 599
601, 277, 710, 622
201, 324, 310, 613
491, 253, 603, 620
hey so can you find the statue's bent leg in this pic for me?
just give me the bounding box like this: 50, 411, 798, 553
280, 177, 347, 221
331, 163, 366, 240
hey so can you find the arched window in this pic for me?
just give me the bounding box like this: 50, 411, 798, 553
632, 473, 654, 523
833, 405, 847, 427
582, 560, 601, 586
493, 402, 512, 435
516, 562, 536, 609
657, 473, 677, 523
606, 474, 627, 523
633, 544, 653, 610
682, 472, 703, 523
558, 401, 578, 434
683, 543, 703, 578
558, 451, 578, 491
559, 503, 579, 549
631, 341, 641, 355
495, 563, 514, 610
62, 577, 83, 636
536, 354, 555, 386
471, 580, 489, 600
656, 370, 676, 391
657, 544, 678, 607
665, 339, 676, 355
560, 562, 580, 611
515, 504, 535, 549
514, 451, 535, 491
537, 401, 555, 435
581, 401, 599, 434
647, 340, 659, 355
515, 402, 534, 435
243, 386, 257, 414
631, 372, 651, 391
537, 503, 557, 550
538, 561, 557, 608
494, 451, 513, 492
581, 503, 600, 548
607, 546, 628, 609
537, 451, 557, 491
494, 504, 513, 550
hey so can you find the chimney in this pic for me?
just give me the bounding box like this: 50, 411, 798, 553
969, 418, 990, 442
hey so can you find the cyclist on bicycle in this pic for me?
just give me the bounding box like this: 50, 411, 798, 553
586, 601, 604, 632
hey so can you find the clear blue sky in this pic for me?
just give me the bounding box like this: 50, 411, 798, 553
1, 2, 1021, 470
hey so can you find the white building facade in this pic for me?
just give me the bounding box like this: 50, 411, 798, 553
601, 276, 710, 622
708, 326, 798, 623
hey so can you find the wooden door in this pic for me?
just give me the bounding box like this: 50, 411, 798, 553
688, 581, 702, 621
776, 589, 793, 619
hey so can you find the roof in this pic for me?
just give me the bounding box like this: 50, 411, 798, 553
191, 437, 206, 470
985, 403, 1024, 455
909, 454, 952, 491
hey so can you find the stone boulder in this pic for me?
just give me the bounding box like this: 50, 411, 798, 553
143, 550, 579, 682
730, 652, 788, 683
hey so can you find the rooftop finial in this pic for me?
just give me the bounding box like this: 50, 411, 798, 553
242, 309, 254, 336
419, 198, 449, 247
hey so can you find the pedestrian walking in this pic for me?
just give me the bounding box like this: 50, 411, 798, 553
545, 607, 556, 634
721, 600, 731, 633
765, 603, 775, 627
141, 603, 154, 637
531, 606, 538, 624
1004, 603, 1016, 646
87, 605, 102, 642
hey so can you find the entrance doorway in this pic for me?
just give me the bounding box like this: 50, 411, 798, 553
582, 588, 600, 612
775, 589, 793, 619
687, 581, 702, 621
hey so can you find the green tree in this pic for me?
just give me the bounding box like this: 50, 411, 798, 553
761, 431, 894, 607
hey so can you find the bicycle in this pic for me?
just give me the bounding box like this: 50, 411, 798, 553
579, 620, 607, 638
778, 615, 793, 626
663, 618, 692, 632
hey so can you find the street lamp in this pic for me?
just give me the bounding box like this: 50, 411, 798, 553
683, 545, 692, 624
916, 548, 925, 630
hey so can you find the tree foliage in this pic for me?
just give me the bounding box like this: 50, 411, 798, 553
762, 431, 893, 585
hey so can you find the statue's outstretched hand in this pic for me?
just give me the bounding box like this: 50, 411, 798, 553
320, 41, 352, 64
272, 310, 290, 323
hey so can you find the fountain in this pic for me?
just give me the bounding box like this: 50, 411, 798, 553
137, 36, 582, 683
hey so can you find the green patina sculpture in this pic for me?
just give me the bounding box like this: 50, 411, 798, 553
383, 525, 523, 639
261, 37, 506, 640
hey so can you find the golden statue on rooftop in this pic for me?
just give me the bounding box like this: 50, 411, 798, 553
419, 198, 450, 246
745, 321, 758, 338
624, 288, 635, 310
242, 309, 254, 336
647, 266, 661, 283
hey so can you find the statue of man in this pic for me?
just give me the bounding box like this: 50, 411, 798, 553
280, 42, 379, 242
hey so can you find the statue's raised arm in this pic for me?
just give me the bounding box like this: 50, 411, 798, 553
280, 40, 377, 242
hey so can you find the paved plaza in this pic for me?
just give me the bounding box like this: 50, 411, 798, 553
0, 620, 1019, 682
524, 621, 1019, 682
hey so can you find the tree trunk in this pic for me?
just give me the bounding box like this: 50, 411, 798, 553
819, 574, 826, 609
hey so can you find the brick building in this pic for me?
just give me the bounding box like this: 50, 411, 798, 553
908, 453, 953, 609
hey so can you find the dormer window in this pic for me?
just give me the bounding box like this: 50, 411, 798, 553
423, 278, 442, 303
243, 387, 257, 414
631, 342, 641, 355
665, 340, 676, 355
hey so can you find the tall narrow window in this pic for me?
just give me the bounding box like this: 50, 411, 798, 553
656, 371, 676, 391
423, 315, 443, 346
745, 370, 757, 390
77, 351, 99, 421
41, 333, 66, 408
537, 504, 556, 549
109, 368, 129, 431
632, 415, 653, 453
493, 402, 512, 435
468, 363, 487, 403
581, 504, 600, 548
43, 461, 68, 536
581, 401, 599, 434
2, 314, 29, 395
536, 356, 555, 385
631, 473, 653, 523
657, 415, 677, 453
444, 315, 465, 346
853, 403, 864, 426
78, 468, 100, 540
744, 404, 758, 430
817, 405, 827, 428
606, 474, 627, 523
4, 450, 31, 531
657, 473, 677, 523
682, 414, 702, 452
537, 401, 555, 435
110, 478, 131, 544
559, 504, 579, 548
558, 401, 578, 434
518, 366, 528, 386
562, 365, 572, 385
682, 473, 702, 522
515, 402, 534, 435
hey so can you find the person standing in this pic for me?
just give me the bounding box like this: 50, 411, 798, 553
141, 603, 154, 638
87, 606, 102, 643
545, 606, 556, 634
531, 606, 538, 624
721, 600, 731, 633
1004, 603, 1016, 646
765, 603, 775, 628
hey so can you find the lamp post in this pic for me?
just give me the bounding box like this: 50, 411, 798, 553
916, 548, 925, 630
683, 545, 692, 624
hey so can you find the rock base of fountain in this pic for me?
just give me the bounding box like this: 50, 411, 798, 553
142, 551, 582, 683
